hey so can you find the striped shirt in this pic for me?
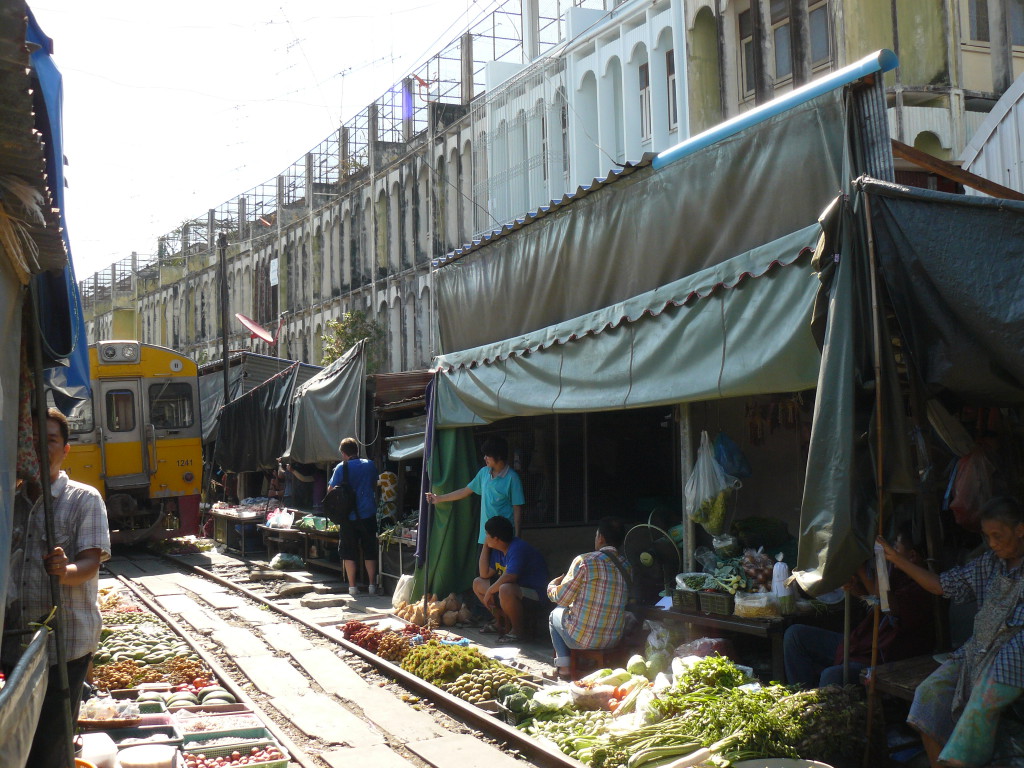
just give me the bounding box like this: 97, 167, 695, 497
547, 546, 631, 649
941, 549, 1024, 688
18, 472, 111, 664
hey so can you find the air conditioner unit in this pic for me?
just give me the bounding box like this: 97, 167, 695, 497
98, 341, 140, 364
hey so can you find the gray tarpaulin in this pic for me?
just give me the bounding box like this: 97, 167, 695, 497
434, 225, 823, 426
213, 365, 298, 472
862, 178, 1024, 404
387, 414, 426, 461
284, 341, 366, 465
0, 630, 47, 768
199, 354, 322, 445
199, 366, 243, 444
435, 89, 846, 354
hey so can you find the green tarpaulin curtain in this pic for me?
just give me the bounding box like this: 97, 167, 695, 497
411, 427, 480, 600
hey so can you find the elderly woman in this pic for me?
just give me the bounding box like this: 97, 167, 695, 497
879, 497, 1024, 768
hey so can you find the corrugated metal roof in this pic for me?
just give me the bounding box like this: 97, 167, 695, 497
0, 1, 66, 275
370, 369, 431, 410
432, 154, 657, 268
961, 71, 1024, 195
199, 350, 322, 394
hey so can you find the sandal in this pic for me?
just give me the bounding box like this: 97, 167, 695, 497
497, 632, 522, 644
479, 621, 501, 634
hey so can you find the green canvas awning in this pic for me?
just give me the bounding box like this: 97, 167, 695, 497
434, 224, 823, 426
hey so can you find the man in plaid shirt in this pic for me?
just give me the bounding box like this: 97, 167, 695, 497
547, 517, 632, 678
17, 408, 111, 767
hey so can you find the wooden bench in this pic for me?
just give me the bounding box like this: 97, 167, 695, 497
864, 655, 941, 701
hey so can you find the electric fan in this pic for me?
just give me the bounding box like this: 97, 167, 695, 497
621, 522, 683, 599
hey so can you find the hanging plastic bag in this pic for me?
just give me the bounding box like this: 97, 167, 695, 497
713, 431, 752, 479
949, 447, 994, 532
685, 431, 741, 535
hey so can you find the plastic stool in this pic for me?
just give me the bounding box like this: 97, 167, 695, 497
569, 648, 614, 680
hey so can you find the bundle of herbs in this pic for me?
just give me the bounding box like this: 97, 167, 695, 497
587, 656, 869, 768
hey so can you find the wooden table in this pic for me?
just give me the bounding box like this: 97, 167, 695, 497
645, 605, 794, 682
257, 525, 306, 558
303, 530, 343, 572
208, 508, 265, 557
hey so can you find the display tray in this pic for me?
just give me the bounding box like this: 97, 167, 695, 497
77, 716, 143, 730
698, 591, 735, 616
105, 723, 183, 747
181, 725, 271, 746
170, 703, 253, 716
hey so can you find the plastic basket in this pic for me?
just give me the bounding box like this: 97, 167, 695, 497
672, 589, 699, 611
495, 701, 529, 726
137, 700, 167, 714
698, 591, 735, 616
180, 739, 289, 768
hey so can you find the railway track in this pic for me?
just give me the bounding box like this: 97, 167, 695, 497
108, 551, 577, 768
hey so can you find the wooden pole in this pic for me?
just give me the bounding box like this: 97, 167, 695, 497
29, 281, 75, 768
863, 190, 886, 767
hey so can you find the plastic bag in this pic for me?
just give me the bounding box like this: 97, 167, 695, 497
392, 574, 415, 609
269, 553, 304, 571
740, 548, 775, 591
685, 431, 741, 535
949, 447, 994, 532
266, 509, 294, 529
694, 546, 718, 575
733, 591, 780, 619
673, 637, 734, 658
712, 533, 741, 558
713, 431, 752, 479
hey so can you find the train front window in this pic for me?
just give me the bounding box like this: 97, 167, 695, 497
105, 390, 136, 432
149, 382, 194, 429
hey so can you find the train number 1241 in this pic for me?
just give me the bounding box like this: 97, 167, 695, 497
177, 458, 193, 467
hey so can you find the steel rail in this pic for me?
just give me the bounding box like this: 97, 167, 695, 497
112, 573, 315, 768
180, 561, 582, 768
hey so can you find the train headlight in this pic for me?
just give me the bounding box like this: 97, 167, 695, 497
183, 472, 195, 483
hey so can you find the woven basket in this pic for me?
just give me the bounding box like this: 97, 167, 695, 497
698, 591, 734, 616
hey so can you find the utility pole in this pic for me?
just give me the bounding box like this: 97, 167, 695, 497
219, 232, 229, 405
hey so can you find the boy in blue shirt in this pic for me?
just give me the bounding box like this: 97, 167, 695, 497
472, 515, 550, 643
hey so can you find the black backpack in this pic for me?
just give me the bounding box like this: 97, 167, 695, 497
322, 461, 357, 524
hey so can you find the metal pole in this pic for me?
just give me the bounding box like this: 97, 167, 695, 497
219, 233, 229, 405
29, 281, 75, 768
863, 190, 886, 767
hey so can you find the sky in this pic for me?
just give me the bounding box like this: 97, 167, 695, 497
29, 0, 500, 280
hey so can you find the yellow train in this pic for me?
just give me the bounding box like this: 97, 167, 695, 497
63, 340, 203, 543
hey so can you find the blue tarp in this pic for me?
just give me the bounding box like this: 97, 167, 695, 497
26, 9, 91, 412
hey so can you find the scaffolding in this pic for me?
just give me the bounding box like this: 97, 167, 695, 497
94, 0, 612, 274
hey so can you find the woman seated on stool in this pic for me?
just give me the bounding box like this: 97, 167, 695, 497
879, 497, 1024, 768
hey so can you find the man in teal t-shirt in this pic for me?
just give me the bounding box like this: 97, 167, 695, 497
424, 436, 525, 543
